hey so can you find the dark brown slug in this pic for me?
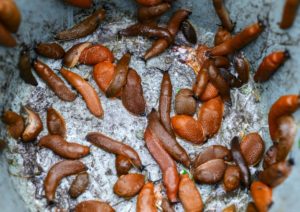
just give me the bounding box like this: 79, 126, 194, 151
2, 111, 25, 139
56, 8, 106, 41
175, 88, 197, 116
147, 110, 191, 167
223, 165, 241, 192
18, 48, 38, 86
144, 127, 179, 203
115, 155, 133, 176
64, 0, 93, 9
192, 159, 226, 184
121, 68, 146, 116
231, 136, 251, 188
137, 3, 171, 23
69, 172, 89, 198
35, 43, 65, 59
119, 23, 173, 43
144, 9, 191, 60
233, 53, 250, 85
159, 71, 174, 137
212, 0, 234, 32
33, 60, 77, 102
47, 107, 66, 138
44, 160, 87, 202
207, 62, 231, 103
192, 145, 232, 168
106, 53, 131, 98
38, 135, 90, 159
86, 132, 142, 169
181, 20, 197, 44
192, 66, 209, 100
63, 42, 92, 68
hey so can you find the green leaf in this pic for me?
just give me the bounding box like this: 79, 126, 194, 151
298, 138, 300, 149
180, 169, 188, 175
180, 169, 193, 180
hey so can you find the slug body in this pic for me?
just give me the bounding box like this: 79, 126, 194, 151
250, 181, 273, 212
2, 111, 25, 139
75, 200, 115, 212
210, 22, 264, 56
254, 51, 289, 82
44, 160, 87, 202
113, 173, 145, 198
0, 23, 16, 47
69, 172, 89, 198
192, 145, 232, 168
212, 0, 234, 32
280, 0, 300, 29
121, 68, 146, 116
137, 3, 171, 23
60, 68, 104, 118
231, 136, 251, 188
192, 159, 226, 184
106, 53, 131, 98
38, 135, 90, 159
35, 43, 65, 59
159, 72, 174, 136
78, 44, 114, 65
198, 96, 224, 138
93, 61, 116, 93
115, 155, 133, 176
144, 9, 191, 60
171, 115, 205, 144
179, 174, 203, 212
56, 8, 106, 40
136, 182, 157, 212
175, 88, 197, 116
33, 60, 77, 102
22, 107, 43, 142
147, 110, 191, 167
268, 95, 299, 142
64, 0, 93, 8
47, 108, 66, 138
144, 127, 179, 203
240, 133, 265, 166
86, 132, 142, 168
18, 49, 38, 86
0, 0, 21, 32
119, 23, 173, 43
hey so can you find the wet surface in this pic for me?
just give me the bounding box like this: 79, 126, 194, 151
0, 0, 300, 212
